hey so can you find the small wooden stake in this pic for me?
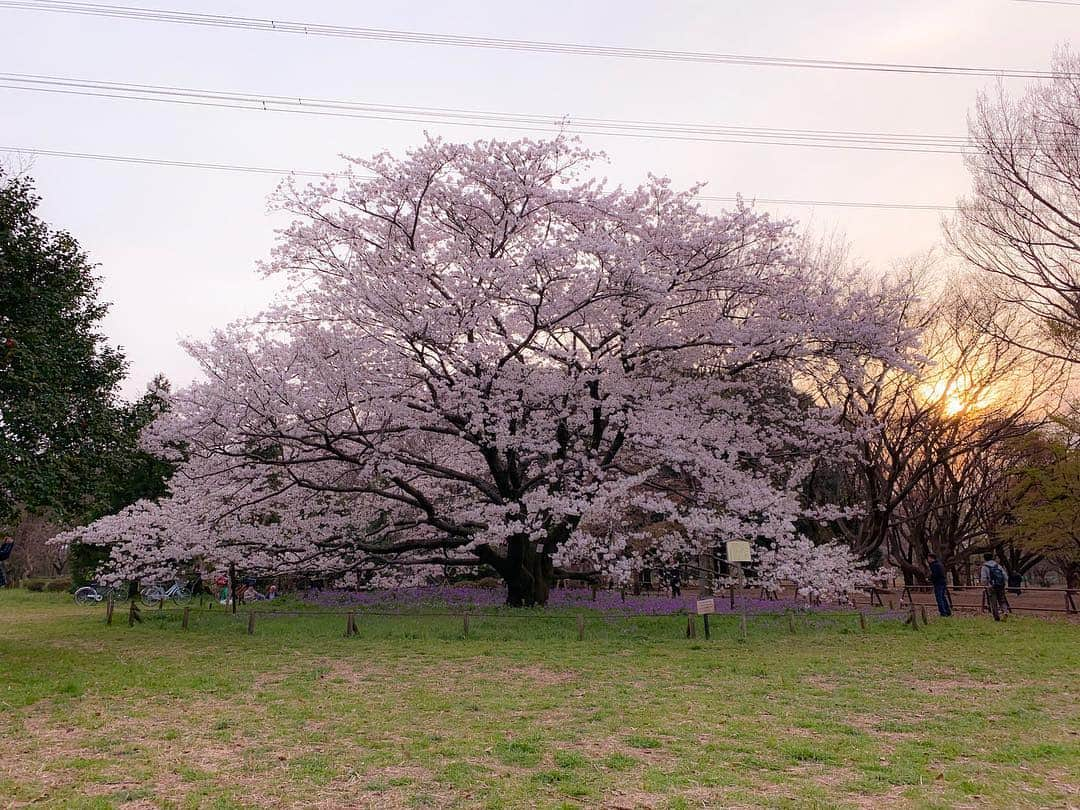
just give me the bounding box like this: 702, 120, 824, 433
686, 614, 696, 639
909, 607, 919, 630
247, 611, 255, 635
920, 605, 929, 625
462, 612, 469, 639
105, 598, 114, 625
703, 613, 710, 640
787, 612, 795, 634
739, 612, 747, 640
576, 614, 584, 641
888, 598, 894, 611
858, 611, 867, 631
729, 585, 735, 610
182, 606, 190, 630
158, 597, 164, 611
127, 599, 138, 627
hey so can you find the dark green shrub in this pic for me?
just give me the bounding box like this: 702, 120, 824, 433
25, 577, 72, 592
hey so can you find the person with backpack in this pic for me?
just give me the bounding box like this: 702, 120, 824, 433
980, 552, 1010, 620
928, 553, 951, 617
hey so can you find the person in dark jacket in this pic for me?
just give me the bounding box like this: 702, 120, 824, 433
1007, 570, 1023, 597
928, 553, 951, 617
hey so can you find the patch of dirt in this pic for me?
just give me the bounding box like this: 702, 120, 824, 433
564, 734, 679, 768
517, 664, 578, 686
804, 675, 840, 692
851, 785, 909, 808
907, 676, 1001, 695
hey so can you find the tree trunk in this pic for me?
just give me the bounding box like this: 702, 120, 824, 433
476, 536, 555, 607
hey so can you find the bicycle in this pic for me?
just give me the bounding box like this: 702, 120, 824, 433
73, 583, 126, 605
140, 580, 194, 606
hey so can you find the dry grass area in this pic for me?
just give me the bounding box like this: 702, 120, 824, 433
1, 591, 1077, 809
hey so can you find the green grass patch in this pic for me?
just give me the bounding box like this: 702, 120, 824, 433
0, 589, 1076, 808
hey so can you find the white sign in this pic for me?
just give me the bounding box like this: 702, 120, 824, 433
696, 598, 715, 615
726, 540, 753, 563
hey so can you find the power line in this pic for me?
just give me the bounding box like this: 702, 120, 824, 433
0, 145, 960, 211
1010, 0, 1080, 6
0, 0, 1071, 79
0, 72, 978, 155
0, 145, 335, 177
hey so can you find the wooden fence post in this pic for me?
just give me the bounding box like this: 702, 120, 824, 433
105, 598, 114, 625
463, 612, 469, 639
182, 606, 190, 630
576, 614, 584, 641
729, 585, 735, 610
127, 600, 139, 627
858, 611, 867, 631
920, 605, 929, 625
787, 611, 795, 634
703, 613, 710, 640
247, 611, 255, 635
685, 614, 696, 639
739, 612, 747, 640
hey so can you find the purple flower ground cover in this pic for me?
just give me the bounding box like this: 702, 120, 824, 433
299, 584, 872, 616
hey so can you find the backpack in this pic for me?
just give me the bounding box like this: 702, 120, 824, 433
987, 562, 1006, 588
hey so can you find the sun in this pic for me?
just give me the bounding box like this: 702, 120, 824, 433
918, 375, 997, 417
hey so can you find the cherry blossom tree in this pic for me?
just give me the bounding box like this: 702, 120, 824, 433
57, 137, 914, 606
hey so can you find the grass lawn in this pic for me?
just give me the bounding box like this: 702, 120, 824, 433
0, 591, 1077, 809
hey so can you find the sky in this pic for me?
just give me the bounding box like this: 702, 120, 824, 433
1, 0, 1075, 398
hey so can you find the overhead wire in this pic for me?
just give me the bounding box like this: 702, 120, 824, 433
0, 0, 1072, 79
0, 145, 961, 211
0, 72, 983, 155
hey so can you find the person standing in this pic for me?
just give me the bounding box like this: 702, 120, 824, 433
1007, 569, 1023, 597
979, 552, 1010, 621
928, 553, 951, 617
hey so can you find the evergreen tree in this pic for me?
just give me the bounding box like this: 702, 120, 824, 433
0, 170, 168, 539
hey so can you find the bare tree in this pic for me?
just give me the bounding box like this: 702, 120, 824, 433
5, 511, 67, 581
811, 266, 1066, 583
947, 48, 1080, 363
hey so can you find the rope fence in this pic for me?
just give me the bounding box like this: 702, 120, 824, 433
98, 597, 935, 642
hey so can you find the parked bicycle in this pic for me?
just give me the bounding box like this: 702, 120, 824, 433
73, 583, 126, 605
140, 580, 194, 606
